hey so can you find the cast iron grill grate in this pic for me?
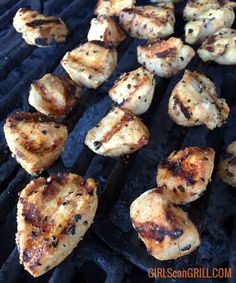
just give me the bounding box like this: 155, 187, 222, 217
0, 0, 235, 282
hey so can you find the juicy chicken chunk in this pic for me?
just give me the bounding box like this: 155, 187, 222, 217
61, 41, 117, 89
87, 16, 126, 47
119, 5, 175, 40
184, 7, 235, 44
156, 147, 215, 204
109, 67, 156, 115
150, 0, 180, 3
13, 8, 69, 47
29, 74, 81, 118
218, 141, 236, 187
137, 37, 195, 78
85, 107, 149, 156
183, 0, 236, 21
95, 0, 135, 16
130, 188, 200, 260
16, 174, 98, 277
4, 112, 68, 175
197, 28, 236, 65
168, 70, 230, 129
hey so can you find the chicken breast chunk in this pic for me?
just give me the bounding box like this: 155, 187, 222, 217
13, 8, 69, 47
85, 107, 149, 156
184, 7, 235, 45
87, 16, 126, 47
197, 28, 236, 65
109, 67, 155, 115
61, 41, 117, 89
29, 74, 81, 118
218, 141, 236, 187
183, 0, 236, 21
168, 70, 230, 129
4, 112, 68, 175
119, 5, 175, 40
16, 173, 98, 277
137, 37, 195, 77
130, 188, 200, 260
95, 0, 135, 16
156, 147, 215, 204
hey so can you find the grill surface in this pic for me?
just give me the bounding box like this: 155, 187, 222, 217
0, 0, 236, 282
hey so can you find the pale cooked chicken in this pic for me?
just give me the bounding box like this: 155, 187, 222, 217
13, 8, 69, 47
218, 141, 236, 187
87, 16, 126, 47
168, 70, 230, 129
95, 0, 135, 16
85, 107, 149, 156
61, 41, 117, 89
197, 28, 236, 65
4, 112, 68, 175
184, 7, 235, 45
29, 74, 81, 119
137, 37, 195, 78
130, 188, 200, 260
109, 67, 155, 115
119, 5, 175, 40
150, 0, 180, 3
16, 173, 98, 277
156, 147, 215, 204
183, 0, 236, 21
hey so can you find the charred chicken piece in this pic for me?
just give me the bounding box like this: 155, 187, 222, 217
95, 0, 135, 16
109, 67, 156, 115
137, 37, 195, 78
85, 107, 149, 157
87, 16, 126, 47
61, 41, 117, 89
29, 74, 81, 119
130, 188, 200, 260
16, 174, 98, 277
168, 70, 230, 130
218, 141, 236, 187
119, 5, 175, 40
184, 7, 235, 45
183, 0, 236, 21
4, 112, 68, 175
156, 147, 215, 204
13, 8, 69, 47
197, 28, 236, 65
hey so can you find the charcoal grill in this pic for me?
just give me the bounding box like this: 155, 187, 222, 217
0, 0, 236, 282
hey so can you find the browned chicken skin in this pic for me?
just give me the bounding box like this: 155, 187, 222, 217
16, 174, 98, 277
156, 147, 215, 204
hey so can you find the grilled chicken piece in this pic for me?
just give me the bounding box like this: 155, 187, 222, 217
29, 74, 81, 119
4, 112, 68, 175
87, 16, 126, 47
218, 141, 236, 187
197, 28, 236, 65
119, 5, 175, 40
95, 0, 135, 16
183, 0, 236, 21
184, 8, 235, 45
168, 70, 230, 130
61, 41, 117, 89
109, 67, 155, 115
150, 0, 180, 3
137, 37, 195, 78
13, 8, 69, 47
156, 147, 215, 204
85, 107, 149, 156
130, 188, 200, 260
16, 173, 98, 277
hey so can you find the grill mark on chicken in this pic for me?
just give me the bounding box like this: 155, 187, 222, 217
173, 96, 192, 119
156, 47, 177, 58
26, 19, 61, 27
8, 112, 60, 124
97, 111, 136, 147
135, 221, 183, 242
